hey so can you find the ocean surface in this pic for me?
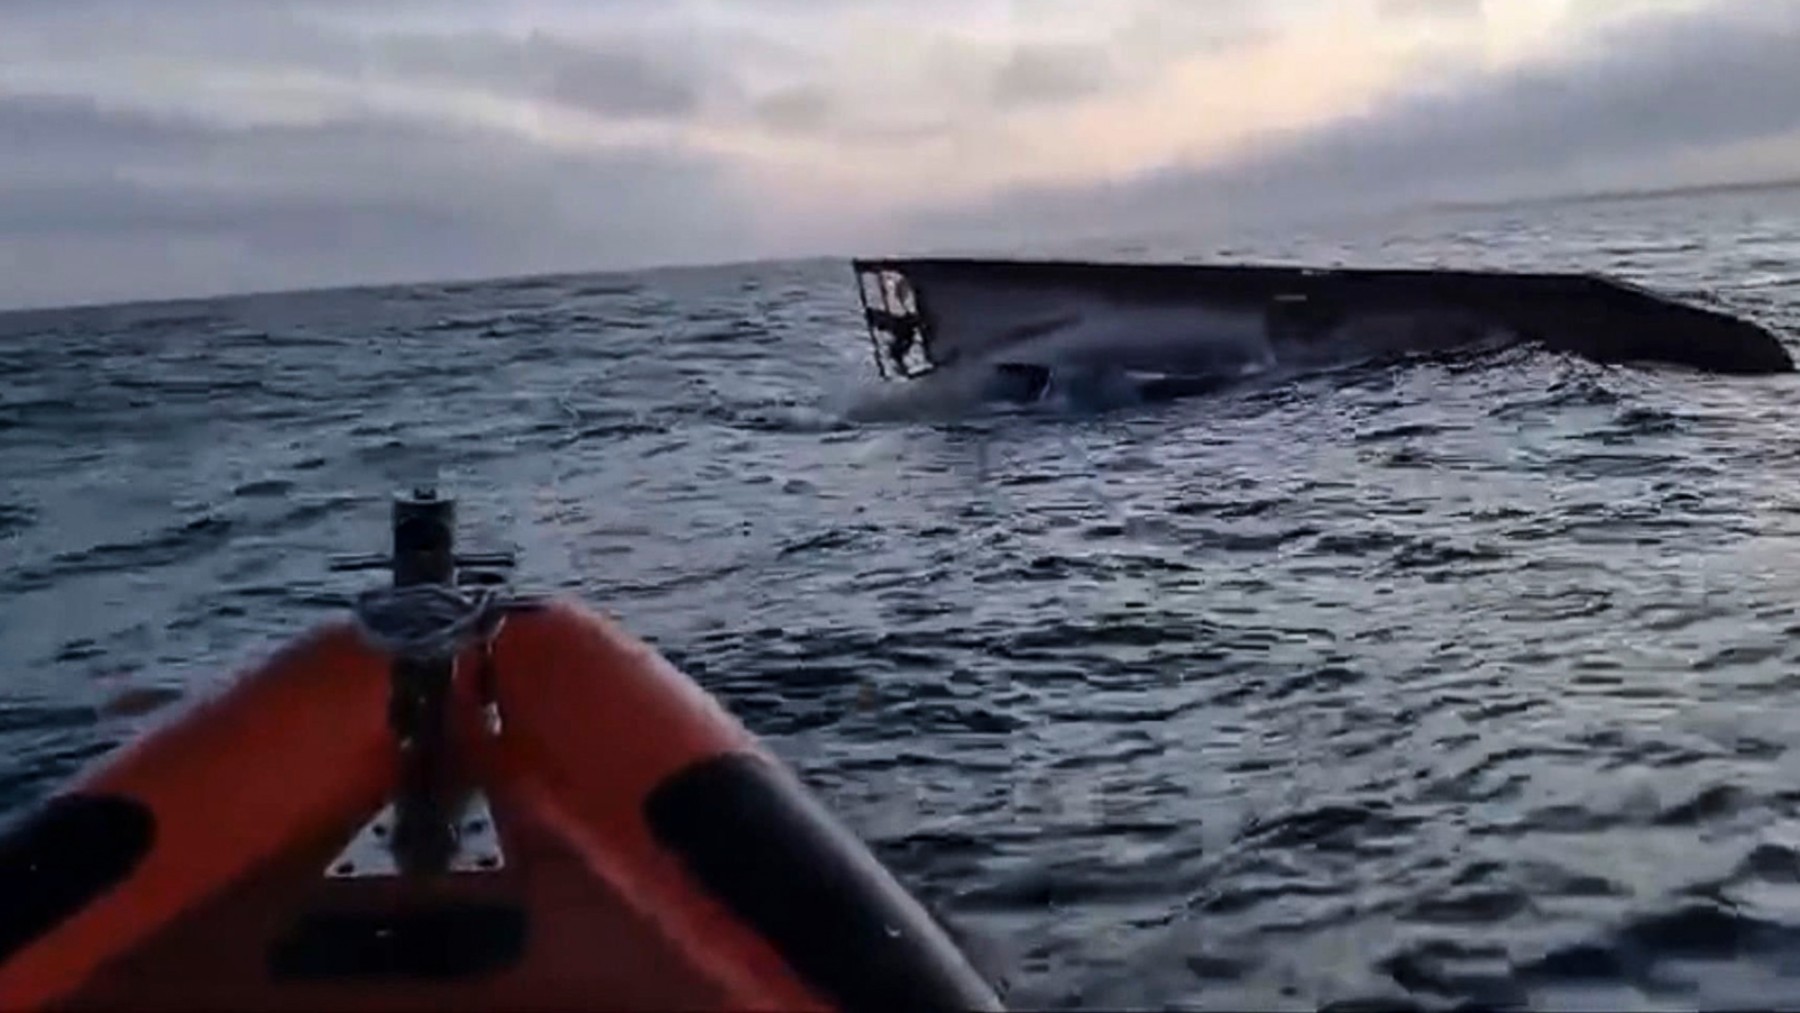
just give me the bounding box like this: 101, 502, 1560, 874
6, 184, 1800, 1009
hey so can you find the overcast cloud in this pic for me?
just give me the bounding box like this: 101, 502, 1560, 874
911, 0, 1800, 247
0, 0, 1792, 308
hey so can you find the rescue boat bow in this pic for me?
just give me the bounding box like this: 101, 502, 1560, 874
0, 489, 1004, 1012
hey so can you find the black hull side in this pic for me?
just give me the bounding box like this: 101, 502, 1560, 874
852, 257, 1794, 377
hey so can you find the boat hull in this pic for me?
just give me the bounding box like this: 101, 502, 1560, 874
852, 257, 1795, 384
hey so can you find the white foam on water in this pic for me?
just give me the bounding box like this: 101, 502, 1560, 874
921, 277, 1275, 377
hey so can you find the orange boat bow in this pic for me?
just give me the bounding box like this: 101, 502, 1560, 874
0, 597, 1001, 1012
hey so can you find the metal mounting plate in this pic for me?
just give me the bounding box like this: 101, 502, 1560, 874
325, 792, 505, 879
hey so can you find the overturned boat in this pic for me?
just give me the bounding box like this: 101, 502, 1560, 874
852, 257, 1794, 404
0, 490, 1002, 1012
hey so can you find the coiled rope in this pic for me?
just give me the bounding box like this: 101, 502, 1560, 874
350, 583, 512, 661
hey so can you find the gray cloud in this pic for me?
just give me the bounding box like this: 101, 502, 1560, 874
905, 0, 1800, 248
377, 31, 708, 121
1220, 1, 1800, 197
1378, 0, 1485, 22
2, 3, 729, 125
749, 40, 1120, 143
0, 2, 777, 307
990, 44, 1117, 108
1112, 0, 1284, 61
745, 1, 1278, 142
752, 85, 834, 135
0, 92, 756, 309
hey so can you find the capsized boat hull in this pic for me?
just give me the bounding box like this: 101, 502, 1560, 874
852, 257, 1795, 385
0, 599, 1001, 1012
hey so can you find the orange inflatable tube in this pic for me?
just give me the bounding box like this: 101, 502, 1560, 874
0, 597, 1002, 1012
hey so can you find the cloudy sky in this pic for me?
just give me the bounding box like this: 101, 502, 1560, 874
1, 0, 1796, 308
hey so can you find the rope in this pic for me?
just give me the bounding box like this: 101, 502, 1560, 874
351, 583, 511, 661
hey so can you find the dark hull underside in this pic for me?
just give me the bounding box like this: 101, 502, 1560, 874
852, 257, 1795, 381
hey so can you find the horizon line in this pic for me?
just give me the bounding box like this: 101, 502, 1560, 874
5, 173, 1798, 319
